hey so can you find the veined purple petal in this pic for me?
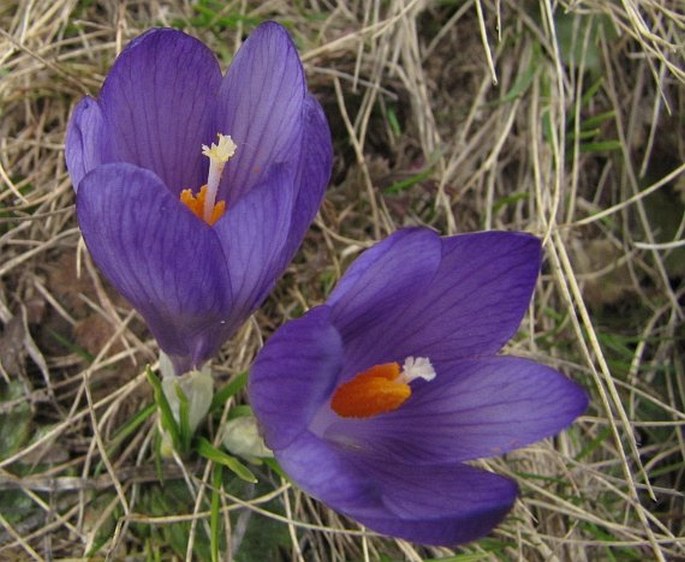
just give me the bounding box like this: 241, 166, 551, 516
68, 23, 332, 375
65, 97, 104, 190
345, 459, 517, 546
328, 229, 442, 375
249, 306, 343, 450
324, 356, 588, 464
76, 163, 232, 373
248, 227, 586, 546
277, 431, 379, 512
212, 165, 296, 330
367, 231, 542, 361
280, 95, 333, 261
277, 430, 517, 545
95, 29, 221, 193
215, 21, 306, 202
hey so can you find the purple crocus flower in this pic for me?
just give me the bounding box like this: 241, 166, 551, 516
66, 22, 331, 375
249, 228, 587, 546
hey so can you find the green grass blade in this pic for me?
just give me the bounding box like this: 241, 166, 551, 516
210, 464, 223, 562
211, 371, 248, 412
196, 437, 257, 483
146, 366, 181, 451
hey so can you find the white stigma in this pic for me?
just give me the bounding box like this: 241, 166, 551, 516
201, 133, 237, 222
203, 133, 237, 162
400, 356, 436, 383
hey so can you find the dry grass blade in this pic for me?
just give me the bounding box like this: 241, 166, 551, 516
0, 0, 683, 560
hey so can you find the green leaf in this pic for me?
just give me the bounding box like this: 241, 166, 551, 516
211, 371, 248, 412
579, 140, 622, 153
580, 77, 604, 107
386, 105, 402, 136
175, 383, 192, 452
491, 191, 527, 215
227, 404, 253, 420
575, 426, 612, 461
0, 381, 32, 458
263, 457, 287, 480
500, 43, 539, 103
146, 366, 181, 451
196, 437, 257, 483
569, 128, 601, 141
384, 165, 434, 195
581, 110, 615, 129
210, 464, 223, 562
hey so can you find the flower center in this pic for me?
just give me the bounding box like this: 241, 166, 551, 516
180, 133, 237, 226
330, 356, 436, 418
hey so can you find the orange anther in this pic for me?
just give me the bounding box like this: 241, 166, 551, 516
180, 185, 226, 226
330, 362, 411, 418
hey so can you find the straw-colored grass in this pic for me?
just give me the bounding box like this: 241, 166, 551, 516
0, 0, 683, 560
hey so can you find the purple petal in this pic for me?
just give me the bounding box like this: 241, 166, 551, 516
280, 95, 332, 260
328, 229, 442, 374
346, 459, 517, 545
76, 163, 232, 373
276, 430, 379, 512
275, 430, 517, 545
215, 21, 306, 201
249, 306, 343, 450
212, 165, 296, 330
96, 29, 221, 193
368, 231, 542, 361
324, 356, 587, 463
65, 96, 104, 190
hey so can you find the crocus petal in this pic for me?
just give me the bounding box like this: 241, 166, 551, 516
69, 23, 333, 376
278, 432, 517, 545
346, 459, 517, 546
77, 163, 232, 373
212, 165, 296, 330
368, 231, 542, 361
248, 226, 586, 546
249, 306, 343, 450
327, 229, 442, 375
281, 95, 333, 260
324, 356, 588, 464
215, 21, 306, 201
96, 29, 222, 193
65, 96, 104, 190
276, 430, 380, 512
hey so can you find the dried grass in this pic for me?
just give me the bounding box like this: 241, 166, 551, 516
0, 0, 683, 560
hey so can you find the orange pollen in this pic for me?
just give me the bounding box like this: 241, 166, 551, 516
180, 185, 226, 226
330, 362, 411, 419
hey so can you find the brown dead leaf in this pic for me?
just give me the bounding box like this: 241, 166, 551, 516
73, 313, 124, 358
572, 238, 636, 308
0, 315, 26, 378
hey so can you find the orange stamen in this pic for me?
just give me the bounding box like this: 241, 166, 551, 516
330, 362, 411, 418
180, 185, 226, 226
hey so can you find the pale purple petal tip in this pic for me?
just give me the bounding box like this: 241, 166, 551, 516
96, 28, 222, 193
370, 231, 542, 361
217, 21, 306, 201
65, 96, 104, 190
